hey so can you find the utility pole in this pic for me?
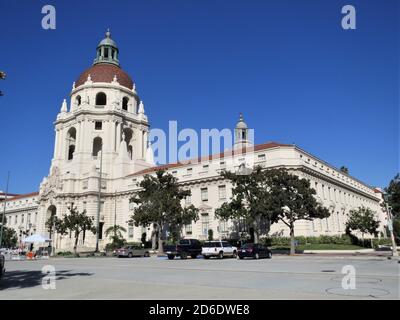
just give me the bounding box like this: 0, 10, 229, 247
95, 144, 103, 253
383, 192, 399, 257
0, 172, 10, 248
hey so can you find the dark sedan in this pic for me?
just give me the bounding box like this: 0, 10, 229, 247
238, 243, 272, 259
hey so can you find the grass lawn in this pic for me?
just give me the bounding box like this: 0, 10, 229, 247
272, 244, 365, 251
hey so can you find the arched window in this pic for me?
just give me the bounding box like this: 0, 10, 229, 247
128, 145, 133, 160
67, 127, 76, 160
122, 97, 129, 111
76, 95, 81, 106
68, 145, 75, 160
96, 92, 107, 106
92, 137, 103, 157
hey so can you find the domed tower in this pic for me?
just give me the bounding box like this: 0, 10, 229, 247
234, 113, 253, 148
47, 30, 154, 191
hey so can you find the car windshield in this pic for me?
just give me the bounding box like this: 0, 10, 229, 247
241, 243, 254, 249
179, 239, 190, 245
203, 241, 221, 247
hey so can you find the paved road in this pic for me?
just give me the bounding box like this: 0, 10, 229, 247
0, 255, 398, 299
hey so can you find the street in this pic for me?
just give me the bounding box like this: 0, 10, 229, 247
0, 255, 398, 299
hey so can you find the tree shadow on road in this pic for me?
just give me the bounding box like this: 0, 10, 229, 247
0, 270, 93, 290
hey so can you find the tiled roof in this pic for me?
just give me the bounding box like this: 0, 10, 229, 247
3, 192, 39, 201
129, 141, 292, 177
75, 63, 133, 89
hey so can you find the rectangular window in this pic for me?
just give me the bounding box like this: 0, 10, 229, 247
14, 215, 17, 224
201, 188, 208, 201
95, 121, 102, 130
201, 214, 209, 236
21, 214, 24, 224
185, 223, 192, 235
128, 227, 134, 238
186, 168, 193, 174
185, 195, 191, 205
34, 213, 37, 223
202, 165, 209, 171
129, 200, 135, 211
257, 154, 266, 161
218, 185, 226, 200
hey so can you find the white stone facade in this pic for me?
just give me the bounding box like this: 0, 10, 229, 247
0, 32, 389, 251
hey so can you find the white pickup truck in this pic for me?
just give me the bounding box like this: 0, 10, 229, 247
202, 240, 238, 259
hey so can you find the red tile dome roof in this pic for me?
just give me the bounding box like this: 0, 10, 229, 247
75, 63, 133, 89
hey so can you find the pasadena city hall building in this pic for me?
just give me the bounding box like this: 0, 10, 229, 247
0, 32, 389, 252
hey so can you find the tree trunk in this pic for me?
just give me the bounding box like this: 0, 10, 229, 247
253, 228, 259, 244
157, 224, 164, 256
74, 234, 79, 256
290, 225, 295, 256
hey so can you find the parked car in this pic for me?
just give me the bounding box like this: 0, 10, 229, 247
202, 241, 238, 259
0, 254, 5, 279
115, 245, 150, 258
238, 243, 272, 259
166, 239, 202, 260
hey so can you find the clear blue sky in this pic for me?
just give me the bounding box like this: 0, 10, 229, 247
0, 0, 398, 194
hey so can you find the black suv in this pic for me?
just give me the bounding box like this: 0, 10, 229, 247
165, 239, 202, 260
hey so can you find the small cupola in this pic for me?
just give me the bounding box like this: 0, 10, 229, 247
93, 29, 120, 67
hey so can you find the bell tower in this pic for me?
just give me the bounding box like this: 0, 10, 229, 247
41, 30, 154, 198
234, 113, 252, 148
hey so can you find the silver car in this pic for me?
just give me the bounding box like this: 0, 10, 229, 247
115, 245, 150, 258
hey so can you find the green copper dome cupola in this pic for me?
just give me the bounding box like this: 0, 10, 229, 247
93, 29, 120, 67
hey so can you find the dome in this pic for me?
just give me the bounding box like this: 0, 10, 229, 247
236, 113, 248, 129
75, 63, 133, 89
98, 29, 117, 48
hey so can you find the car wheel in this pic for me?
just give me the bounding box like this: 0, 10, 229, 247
167, 255, 175, 260
144, 252, 150, 257
191, 254, 197, 259
181, 252, 188, 260
232, 251, 237, 258
203, 255, 210, 259
128, 253, 133, 258
238, 256, 244, 260
254, 253, 260, 260
267, 251, 272, 259
218, 251, 224, 259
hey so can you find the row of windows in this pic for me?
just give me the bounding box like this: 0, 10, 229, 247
300, 154, 372, 195
7, 212, 38, 225
314, 181, 372, 207
75, 92, 138, 113
170, 154, 266, 177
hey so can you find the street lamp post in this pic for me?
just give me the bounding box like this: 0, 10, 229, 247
95, 143, 103, 253
383, 193, 398, 257
0, 172, 10, 248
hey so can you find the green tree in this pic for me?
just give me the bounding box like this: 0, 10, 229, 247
105, 225, 127, 250
215, 166, 273, 243
266, 168, 331, 255
55, 204, 96, 255
1, 227, 17, 248
346, 206, 380, 243
340, 166, 349, 174
385, 173, 400, 218
129, 170, 199, 254
45, 211, 57, 239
